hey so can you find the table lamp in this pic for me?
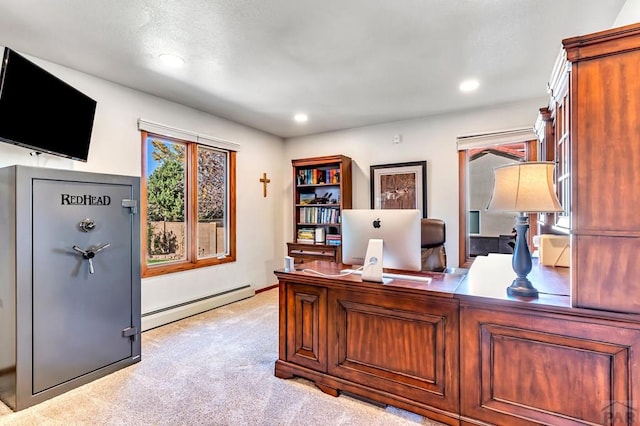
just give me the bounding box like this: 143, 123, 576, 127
487, 162, 563, 297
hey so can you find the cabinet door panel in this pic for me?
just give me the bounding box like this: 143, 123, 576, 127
461, 305, 640, 425
573, 52, 640, 231
32, 178, 134, 393
328, 289, 459, 413
285, 283, 327, 372
574, 235, 640, 313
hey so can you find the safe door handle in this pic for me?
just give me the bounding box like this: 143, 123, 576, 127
72, 243, 110, 274
92, 243, 111, 254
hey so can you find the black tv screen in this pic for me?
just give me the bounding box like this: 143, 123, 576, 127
0, 48, 96, 162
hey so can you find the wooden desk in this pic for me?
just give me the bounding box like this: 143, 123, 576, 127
274, 258, 640, 425
274, 261, 464, 425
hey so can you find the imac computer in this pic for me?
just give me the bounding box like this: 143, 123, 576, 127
341, 209, 423, 283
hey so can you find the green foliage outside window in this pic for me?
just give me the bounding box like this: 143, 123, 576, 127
197, 147, 226, 221
145, 137, 228, 261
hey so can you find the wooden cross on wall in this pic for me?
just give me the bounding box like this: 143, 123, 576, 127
259, 172, 271, 197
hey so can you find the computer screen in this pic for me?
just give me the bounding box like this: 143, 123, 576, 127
341, 209, 421, 274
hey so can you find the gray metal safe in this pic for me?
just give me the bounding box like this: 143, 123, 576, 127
0, 165, 141, 410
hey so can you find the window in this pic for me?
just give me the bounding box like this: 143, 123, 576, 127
141, 131, 236, 277
469, 210, 480, 235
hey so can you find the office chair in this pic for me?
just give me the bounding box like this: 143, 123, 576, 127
420, 218, 447, 272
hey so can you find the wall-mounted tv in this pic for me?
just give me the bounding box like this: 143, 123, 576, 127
0, 47, 97, 162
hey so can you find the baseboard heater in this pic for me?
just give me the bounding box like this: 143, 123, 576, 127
141, 285, 255, 331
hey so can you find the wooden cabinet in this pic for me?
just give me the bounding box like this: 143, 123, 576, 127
289, 155, 352, 263
535, 23, 640, 314
562, 23, 640, 313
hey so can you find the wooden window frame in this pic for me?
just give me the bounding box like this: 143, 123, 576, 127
141, 131, 236, 277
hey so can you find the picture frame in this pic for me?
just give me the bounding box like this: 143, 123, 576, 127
370, 161, 427, 217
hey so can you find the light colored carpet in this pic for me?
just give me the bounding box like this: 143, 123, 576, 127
0, 288, 445, 425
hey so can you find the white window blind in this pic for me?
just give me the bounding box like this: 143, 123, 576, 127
137, 118, 241, 152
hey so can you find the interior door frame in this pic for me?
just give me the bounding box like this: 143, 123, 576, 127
457, 130, 538, 268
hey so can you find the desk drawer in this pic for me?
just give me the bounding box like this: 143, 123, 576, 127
287, 243, 338, 263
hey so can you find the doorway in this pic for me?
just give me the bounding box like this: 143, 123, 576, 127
457, 129, 538, 267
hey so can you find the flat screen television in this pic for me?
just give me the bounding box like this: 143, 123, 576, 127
0, 47, 96, 162
342, 209, 421, 281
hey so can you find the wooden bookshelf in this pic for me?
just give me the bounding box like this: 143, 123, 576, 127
288, 155, 352, 263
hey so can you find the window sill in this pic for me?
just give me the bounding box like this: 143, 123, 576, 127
142, 255, 236, 278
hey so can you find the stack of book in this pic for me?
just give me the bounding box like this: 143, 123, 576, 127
325, 234, 342, 246
296, 228, 315, 243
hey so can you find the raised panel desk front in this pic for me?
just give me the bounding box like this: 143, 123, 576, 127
456, 254, 640, 426
276, 256, 640, 426
274, 261, 463, 425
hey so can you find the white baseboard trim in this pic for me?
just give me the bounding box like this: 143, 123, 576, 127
141, 285, 255, 331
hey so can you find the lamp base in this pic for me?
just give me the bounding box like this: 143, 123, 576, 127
507, 277, 539, 298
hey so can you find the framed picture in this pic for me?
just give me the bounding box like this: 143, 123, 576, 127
370, 161, 427, 217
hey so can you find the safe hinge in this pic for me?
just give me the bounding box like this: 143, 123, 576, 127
121, 199, 138, 214
122, 326, 138, 341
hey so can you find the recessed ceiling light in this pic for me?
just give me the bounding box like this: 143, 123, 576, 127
294, 113, 308, 123
159, 53, 185, 68
459, 79, 480, 93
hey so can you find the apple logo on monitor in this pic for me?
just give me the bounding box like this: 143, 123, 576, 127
373, 218, 381, 228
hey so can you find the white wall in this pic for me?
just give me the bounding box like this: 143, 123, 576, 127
283, 97, 546, 267
0, 52, 285, 319
615, 0, 640, 26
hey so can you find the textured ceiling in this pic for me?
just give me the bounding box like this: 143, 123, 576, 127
0, 0, 627, 138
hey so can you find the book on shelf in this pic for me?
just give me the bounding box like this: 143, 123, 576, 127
297, 228, 315, 241
297, 168, 341, 185
299, 206, 339, 224
325, 233, 341, 246
325, 168, 340, 184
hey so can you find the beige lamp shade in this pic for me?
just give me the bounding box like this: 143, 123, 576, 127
487, 162, 563, 213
